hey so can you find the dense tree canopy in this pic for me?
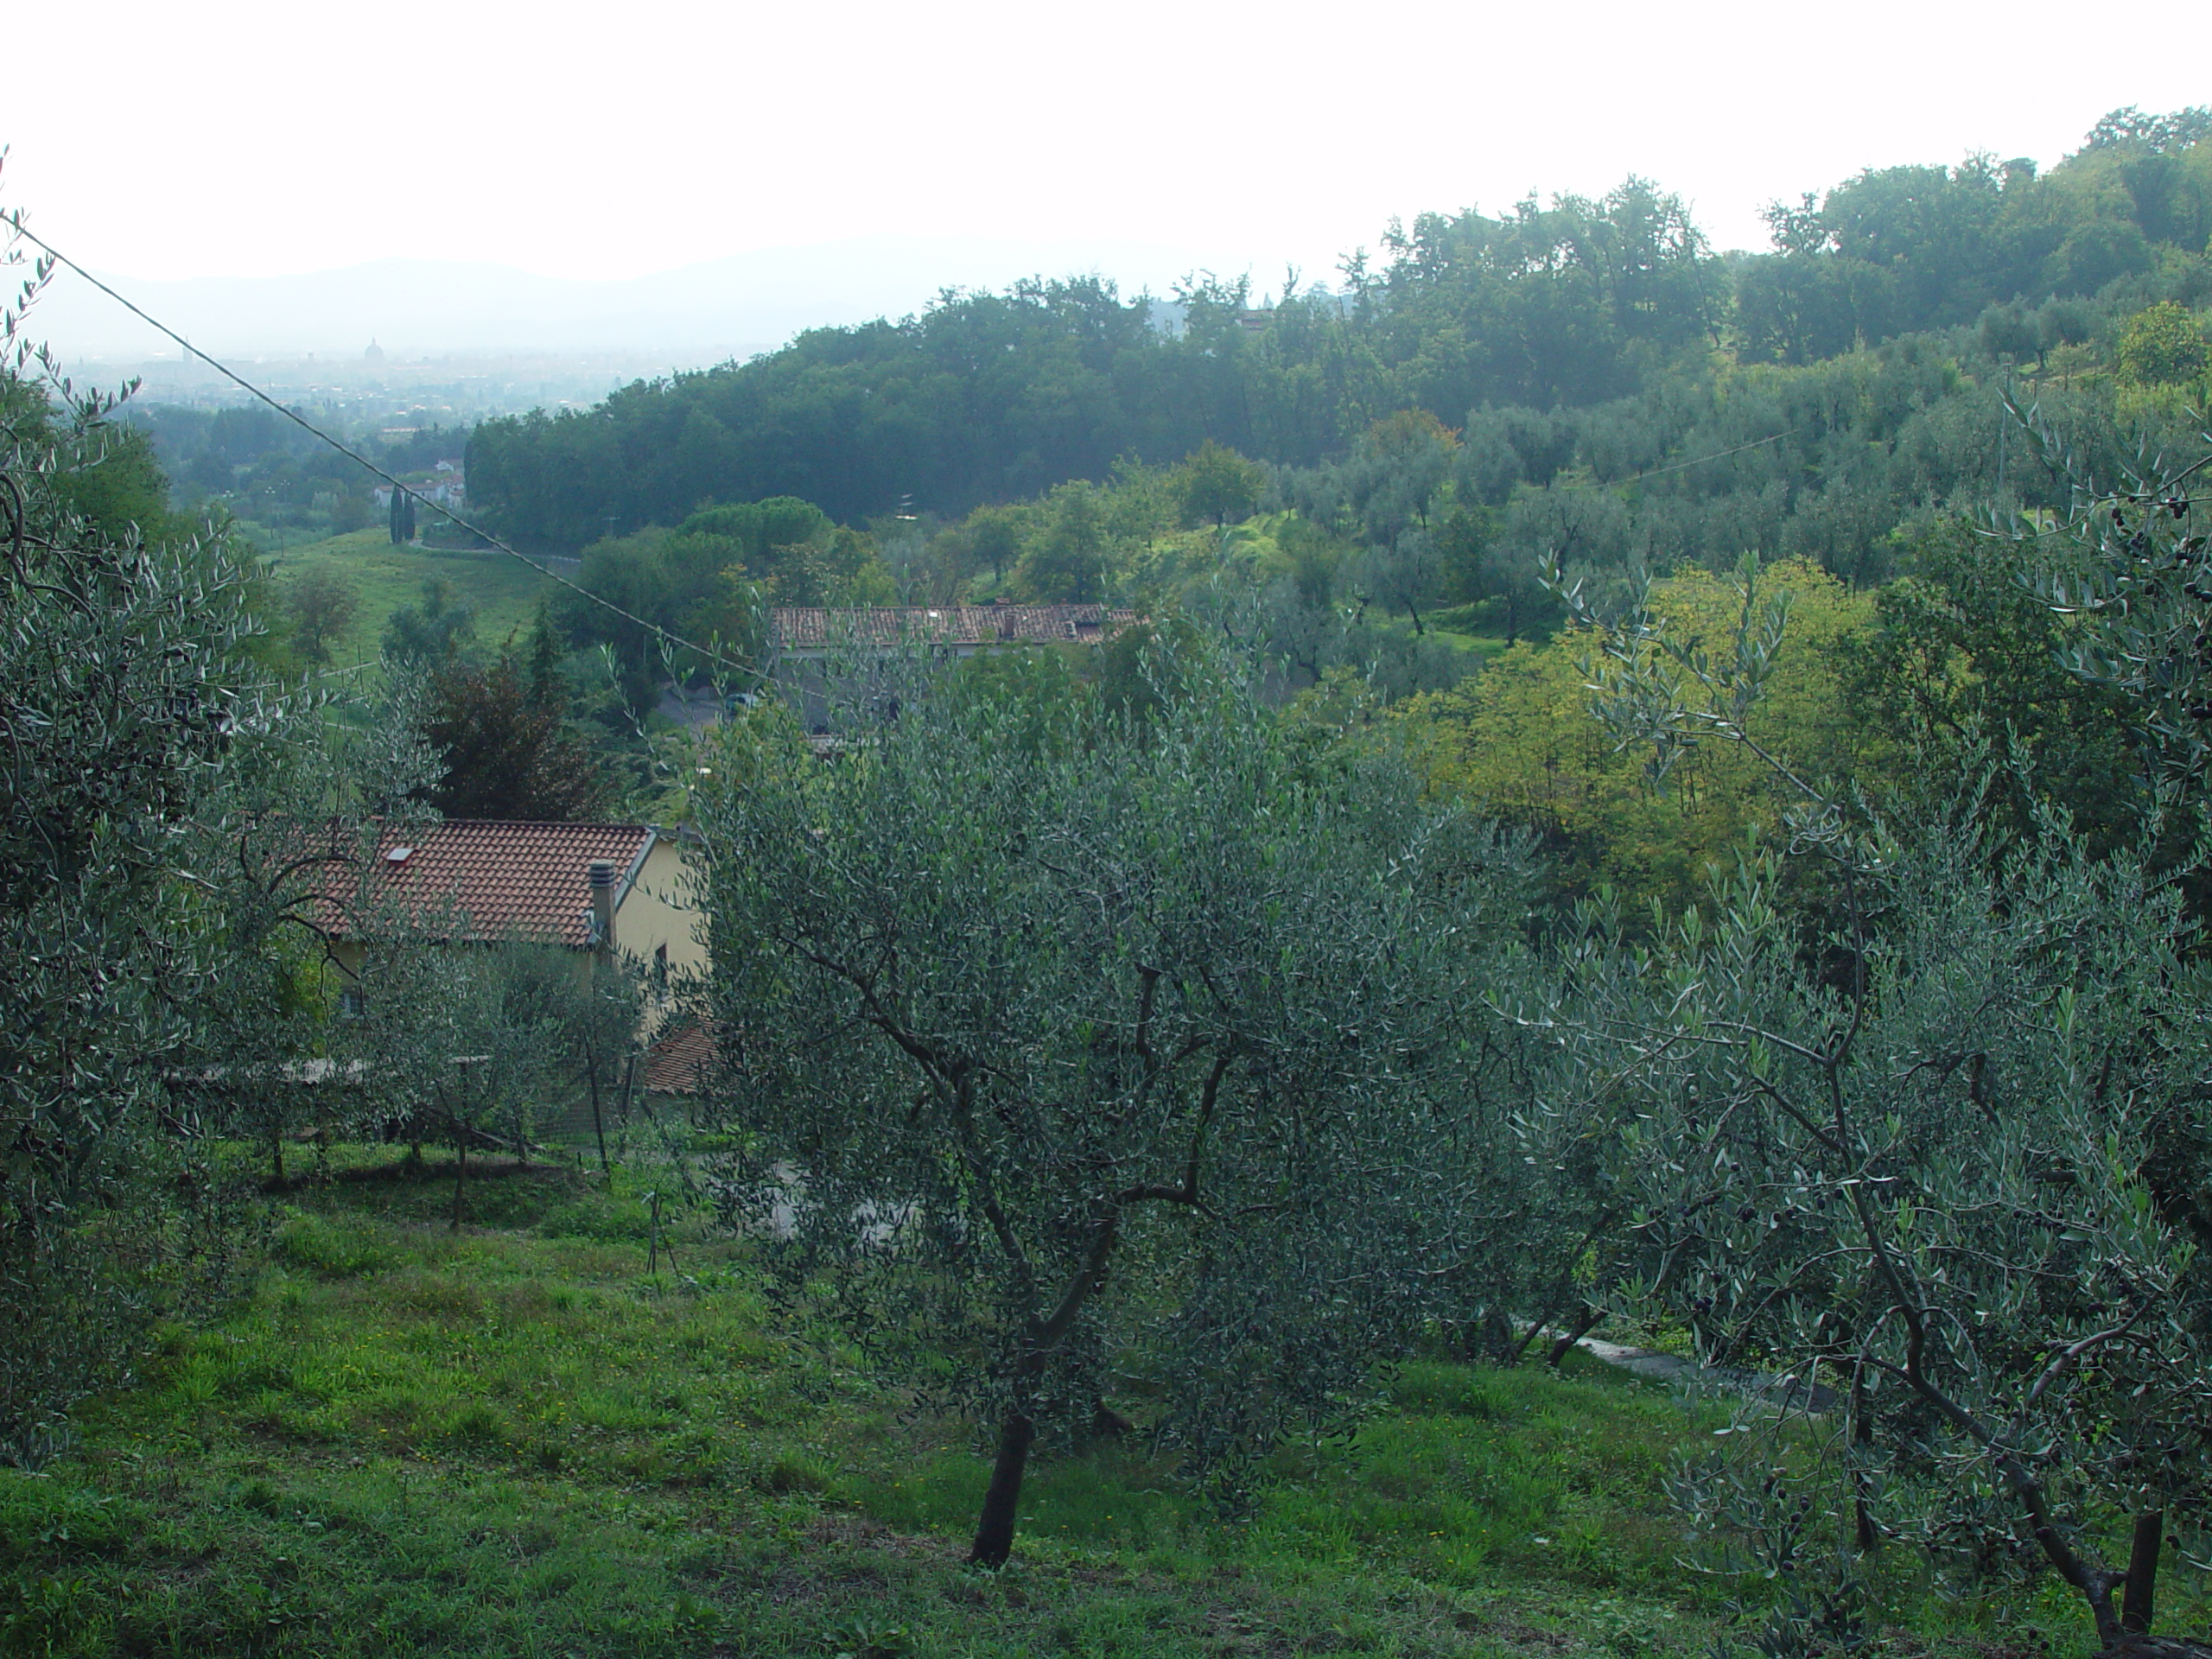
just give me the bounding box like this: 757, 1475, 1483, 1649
1401, 558, 1885, 912
416, 633, 616, 822
468, 113, 2212, 553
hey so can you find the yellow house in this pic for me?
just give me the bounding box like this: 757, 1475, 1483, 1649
317, 820, 706, 995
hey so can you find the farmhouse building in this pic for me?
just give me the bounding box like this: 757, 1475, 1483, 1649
766, 602, 1140, 733
315, 819, 705, 991
765, 602, 1137, 660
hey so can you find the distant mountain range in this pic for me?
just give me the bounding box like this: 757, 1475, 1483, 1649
29, 233, 1246, 365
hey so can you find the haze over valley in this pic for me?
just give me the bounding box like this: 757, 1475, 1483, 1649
33, 231, 1243, 371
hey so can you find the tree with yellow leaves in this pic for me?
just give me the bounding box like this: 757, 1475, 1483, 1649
1398, 557, 1889, 915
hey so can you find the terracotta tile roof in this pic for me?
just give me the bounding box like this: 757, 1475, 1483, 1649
769, 604, 1137, 652
644, 1019, 720, 1096
314, 820, 655, 947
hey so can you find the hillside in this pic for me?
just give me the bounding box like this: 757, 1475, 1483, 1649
260, 530, 556, 671
467, 111, 2212, 547
6, 1151, 2168, 1658
16, 304, 2212, 1659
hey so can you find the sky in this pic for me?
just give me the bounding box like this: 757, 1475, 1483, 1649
5, 0, 2205, 301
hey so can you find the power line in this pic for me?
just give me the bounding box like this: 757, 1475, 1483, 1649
6, 213, 1804, 645
1616, 429, 1796, 486
0, 213, 749, 675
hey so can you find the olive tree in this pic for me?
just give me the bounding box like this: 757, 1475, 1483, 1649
1540, 555, 2212, 1655
167, 657, 485, 1190
692, 653, 1537, 1565
337, 925, 626, 1224
185, 817, 372, 1188
181, 700, 447, 1185
2013, 392, 2212, 791
0, 340, 280, 1463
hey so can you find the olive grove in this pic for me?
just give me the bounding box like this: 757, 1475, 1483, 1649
1539, 537, 2212, 1655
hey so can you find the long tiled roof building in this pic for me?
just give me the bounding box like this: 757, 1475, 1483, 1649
767, 604, 1136, 656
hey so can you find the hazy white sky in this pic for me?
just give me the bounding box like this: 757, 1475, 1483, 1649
6, 0, 2203, 289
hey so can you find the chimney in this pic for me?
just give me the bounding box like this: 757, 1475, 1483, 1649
588, 860, 617, 960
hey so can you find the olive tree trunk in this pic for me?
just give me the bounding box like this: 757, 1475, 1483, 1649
968, 1414, 1038, 1568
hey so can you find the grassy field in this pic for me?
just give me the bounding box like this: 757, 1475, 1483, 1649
0, 1156, 2158, 1658
256, 529, 558, 670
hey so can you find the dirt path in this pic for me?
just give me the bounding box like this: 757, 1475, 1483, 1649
1575, 1335, 1837, 1412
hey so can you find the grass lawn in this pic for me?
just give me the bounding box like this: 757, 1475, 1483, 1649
0, 1157, 2159, 1658
257, 530, 558, 671
1426, 629, 1515, 667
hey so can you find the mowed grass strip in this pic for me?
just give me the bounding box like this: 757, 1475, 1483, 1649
0, 1161, 2113, 1658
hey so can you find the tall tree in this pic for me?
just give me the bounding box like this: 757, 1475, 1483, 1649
1549, 551, 2212, 1656
694, 657, 1533, 1564
416, 640, 614, 822
284, 566, 359, 664
1172, 439, 1264, 528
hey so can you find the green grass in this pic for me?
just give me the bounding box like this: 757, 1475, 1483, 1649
1423, 627, 1516, 666
257, 529, 557, 669
0, 1159, 2175, 1657
1423, 607, 1548, 664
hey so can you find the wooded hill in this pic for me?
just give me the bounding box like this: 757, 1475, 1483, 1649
466, 107, 2212, 551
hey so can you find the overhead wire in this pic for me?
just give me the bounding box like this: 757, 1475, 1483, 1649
12, 213, 1816, 645
0, 213, 750, 675
1613, 428, 1796, 486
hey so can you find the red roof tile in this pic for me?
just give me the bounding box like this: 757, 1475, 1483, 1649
315, 821, 655, 947
769, 604, 1136, 652
644, 1019, 720, 1096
